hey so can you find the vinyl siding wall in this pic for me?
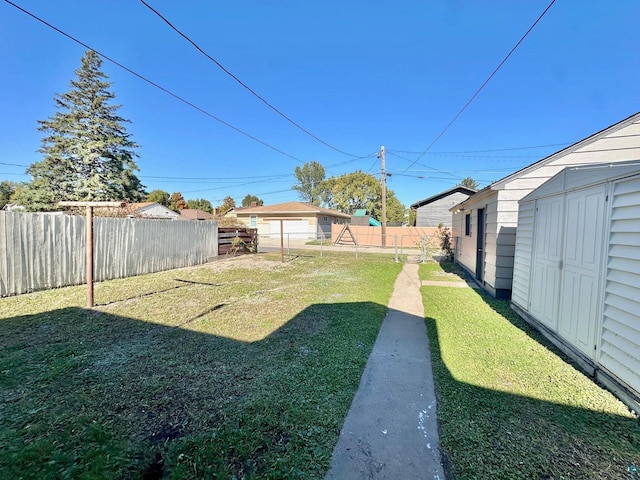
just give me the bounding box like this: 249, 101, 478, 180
452, 194, 490, 281
600, 175, 640, 402
511, 170, 640, 409
416, 192, 471, 227
511, 201, 535, 309
465, 118, 640, 296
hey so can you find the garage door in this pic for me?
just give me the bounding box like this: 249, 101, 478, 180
269, 220, 309, 239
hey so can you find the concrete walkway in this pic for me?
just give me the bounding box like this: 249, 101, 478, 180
325, 262, 445, 480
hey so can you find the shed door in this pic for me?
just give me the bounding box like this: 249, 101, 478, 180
269, 220, 309, 239
558, 185, 606, 359
475, 209, 485, 281
529, 196, 564, 330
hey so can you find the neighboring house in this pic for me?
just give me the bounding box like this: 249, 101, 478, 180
178, 208, 214, 221
511, 161, 640, 411
126, 202, 180, 219
410, 186, 476, 227
2, 203, 25, 212
229, 201, 350, 239
451, 111, 640, 299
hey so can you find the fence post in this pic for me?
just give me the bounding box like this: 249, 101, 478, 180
420, 235, 427, 263
394, 235, 398, 263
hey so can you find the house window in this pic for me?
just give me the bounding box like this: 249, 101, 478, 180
250, 215, 257, 228
465, 214, 471, 236
323, 216, 328, 222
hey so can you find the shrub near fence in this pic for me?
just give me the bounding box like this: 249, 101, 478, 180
0, 212, 218, 297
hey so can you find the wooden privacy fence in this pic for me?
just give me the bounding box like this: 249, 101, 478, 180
0, 212, 218, 297
217, 227, 258, 255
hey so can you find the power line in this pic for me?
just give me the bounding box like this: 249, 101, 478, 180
3, 0, 305, 164
0, 161, 29, 167
403, 0, 557, 172
180, 176, 292, 194
390, 151, 540, 159
387, 151, 462, 180
423, 142, 570, 153
140, 0, 360, 158
140, 173, 292, 181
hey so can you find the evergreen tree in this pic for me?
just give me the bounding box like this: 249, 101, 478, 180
21, 50, 145, 211
460, 177, 479, 190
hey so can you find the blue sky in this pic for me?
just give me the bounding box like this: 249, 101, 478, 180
1, 1, 639, 208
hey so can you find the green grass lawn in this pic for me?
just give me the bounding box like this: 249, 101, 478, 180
0, 252, 402, 479
419, 259, 468, 282
421, 261, 640, 479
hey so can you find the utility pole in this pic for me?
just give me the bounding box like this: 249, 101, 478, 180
380, 145, 387, 247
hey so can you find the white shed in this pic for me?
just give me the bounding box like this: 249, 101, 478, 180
511, 161, 640, 410
451, 111, 640, 300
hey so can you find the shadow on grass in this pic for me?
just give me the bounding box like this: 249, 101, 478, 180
424, 288, 640, 479
95, 277, 223, 307
0, 300, 386, 479
437, 259, 472, 280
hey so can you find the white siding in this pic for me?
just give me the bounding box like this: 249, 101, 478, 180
511, 201, 535, 309
600, 176, 640, 396
557, 185, 606, 359
528, 196, 565, 329
456, 117, 640, 298
139, 204, 180, 219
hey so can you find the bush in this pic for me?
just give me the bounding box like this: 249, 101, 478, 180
437, 224, 454, 261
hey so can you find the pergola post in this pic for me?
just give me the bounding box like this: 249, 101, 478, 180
86, 205, 94, 307
59, 201, 125, 308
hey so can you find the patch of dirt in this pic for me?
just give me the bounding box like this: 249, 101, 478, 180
206, 255, 290, 272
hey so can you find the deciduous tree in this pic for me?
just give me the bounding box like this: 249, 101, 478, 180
241, 194, 263, 207
146, 189, 170, 207
186, 198, 213, 213
0, 180, 17, 209
321, 171, 405, 223
219, 196, 236, 214
169, 192, 187, 211
293, 161, 325, 204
